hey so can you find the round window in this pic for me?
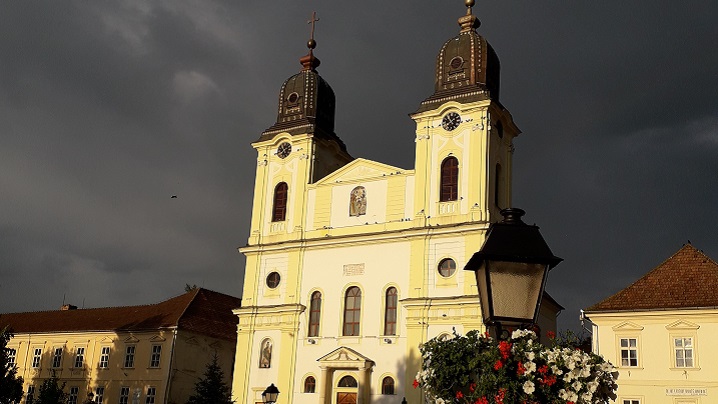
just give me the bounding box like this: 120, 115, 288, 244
449, 56, 463, 69
438, 258, 456, 278
287, 92, 299, 103
266, 272, 281, 288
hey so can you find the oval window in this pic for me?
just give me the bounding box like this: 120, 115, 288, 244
266, 272, 281, 288
438, 258, 456, 278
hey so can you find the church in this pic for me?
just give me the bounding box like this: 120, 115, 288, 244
231, 2, 562, 404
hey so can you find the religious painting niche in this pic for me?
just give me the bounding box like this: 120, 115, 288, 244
349, 186, 367, 217
259, 338, 272, 368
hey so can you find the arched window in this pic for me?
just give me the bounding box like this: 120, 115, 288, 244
343, 287, 362, 336
495, 121, 504, 139
304, 376, 316, 393
272, 182, 288, 222
308, 291, 322, 337
384, 287, 398, 336
338, 376, 357, 388
494, 163, 501, 208
440, 157, 459, 202
381, 377, 395, 395
349, 186, 367, 217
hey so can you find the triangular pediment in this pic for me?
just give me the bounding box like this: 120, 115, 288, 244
666, 319, 700, 330
99, 336, 114, 343
612, 321, 644, 331
123, 335, 140, 343
149, 335, 166, 342
317, 346, 374, 366
315, 158, 407, 185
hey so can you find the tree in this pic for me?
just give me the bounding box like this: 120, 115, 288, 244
0, 326, 24, 404
187, 353, 233, 404
36, 371, 67, 404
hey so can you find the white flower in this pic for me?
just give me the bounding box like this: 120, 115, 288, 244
525, 351, 535, 361
581, 391, 593, 402
523, 380, 535, 394
524, 361, 536, 374
572, 381, 583, 392
587, 381, 599, 393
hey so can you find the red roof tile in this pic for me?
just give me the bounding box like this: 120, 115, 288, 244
586, 244, 718, 312
0, 288, 241, 341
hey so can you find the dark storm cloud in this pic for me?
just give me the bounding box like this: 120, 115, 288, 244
1, 1, 717, 333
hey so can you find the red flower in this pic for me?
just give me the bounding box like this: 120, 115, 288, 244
494, 360, 503, 370
541, 375, 557, 386
538, 365, 549, 375
412, 379, 419, 389
495, 388, 506, 404
469, 383, 476, 393
547, 331, 556, 339
517, 361, 526, 376
484, 331, 490, 338
475, 398, 489, 404
456, 391, 464, 399
498, 341, 512, 360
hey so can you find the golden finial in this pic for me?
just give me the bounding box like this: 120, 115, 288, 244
458, 0, 480, 32
307, 11, 319, 50
300, 11, 321, 71
466, 0, 475, 14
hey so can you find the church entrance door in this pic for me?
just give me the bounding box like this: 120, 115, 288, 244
336, 392, 357, 404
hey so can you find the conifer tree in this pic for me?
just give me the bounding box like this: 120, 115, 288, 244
36, 371, 67, 404
0, 327, 24, 404
187, 353, 233, 404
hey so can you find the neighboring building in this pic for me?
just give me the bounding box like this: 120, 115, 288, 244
584, 244, 718, 404
0, 288, 240, 404
232, 3, 561, 404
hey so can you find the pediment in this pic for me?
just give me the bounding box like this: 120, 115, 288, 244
99, 336, 114, 343
123, 336, 140, 343
612, 321, 644, 331
666, 319, 700, 330
318, 346, 374, 367
184, 336, 199, 345
149, 335, 166, 342
315, 158, 406, 185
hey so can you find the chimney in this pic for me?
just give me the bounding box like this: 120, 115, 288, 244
61, 304, 78, 311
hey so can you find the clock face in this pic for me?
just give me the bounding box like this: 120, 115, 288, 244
442, 112, 462, 131
277, 142, 292, 159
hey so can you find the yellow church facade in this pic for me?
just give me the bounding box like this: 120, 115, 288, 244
232, 3, 560, 404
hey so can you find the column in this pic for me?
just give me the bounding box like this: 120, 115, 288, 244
318, 367, 331, 404
359, 366, 372, 404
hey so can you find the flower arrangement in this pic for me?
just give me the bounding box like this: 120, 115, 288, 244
415, 329, 618, 404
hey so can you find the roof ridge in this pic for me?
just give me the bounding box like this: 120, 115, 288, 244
175, 288, 202, 326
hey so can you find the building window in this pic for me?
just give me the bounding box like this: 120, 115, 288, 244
145, 387, 156, 404
26, 385, 35, 404
99, 346, 110, 369
674, 337, 694, 367
52, 347, 63, 368
259, 339, 272, 368
32, 348, 42, 368
7, 348, 16, 368
149, 345, 162, 368
338, 376, 357, 388
272, 182, 288, 222
124, 345, 136, 368
440, 156, 459, 202
622, 400, 640, 404
349, 186, 367, 217
495, 121, 504, 139
384, 287, 398, 336
438, 258, 456, 278
381, 377, 395, 395
119, 387, 130, 404
343, 287, 362, 336
68, 387, 79, 404
308, 291, 322, 337
304, 376, 316, 393
266, 272, 281, 289
74, 347, 85, 368
620, 338, 638, 367
94, 387, 105, 404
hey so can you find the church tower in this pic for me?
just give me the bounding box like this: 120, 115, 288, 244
232, 4, 560, 404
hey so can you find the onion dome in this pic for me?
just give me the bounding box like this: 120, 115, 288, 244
416, 0, 501, 113
259, 22, 345, 151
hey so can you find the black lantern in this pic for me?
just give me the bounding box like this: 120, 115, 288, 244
262, 384, 280, 404
464, 208, 562, 330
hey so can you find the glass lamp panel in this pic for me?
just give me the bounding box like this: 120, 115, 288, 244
475, 263, 492, 322
487, 261, 547, 322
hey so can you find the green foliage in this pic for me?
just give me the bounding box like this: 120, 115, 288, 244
415, 329, 618, 404
187, 353, 233, 404
36, 371, 67, 404
0, 327, 24, 404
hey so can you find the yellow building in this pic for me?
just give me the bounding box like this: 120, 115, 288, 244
233, 3, 561, 404
584, 244, 718, 404
0, 288, 240, 404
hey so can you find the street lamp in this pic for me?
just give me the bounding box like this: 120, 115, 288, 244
261, 384, 280, 404
464, 208, 562, 337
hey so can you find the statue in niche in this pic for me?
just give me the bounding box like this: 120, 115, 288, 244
259, 339, 272, 368
349, 186, 367, 217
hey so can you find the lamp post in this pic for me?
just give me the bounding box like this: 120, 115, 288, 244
261, 384, 280, 404
464, 208, 562, 338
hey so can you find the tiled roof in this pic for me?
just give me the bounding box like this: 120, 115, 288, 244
0, 288, 241, 341
586, 244, 718, 312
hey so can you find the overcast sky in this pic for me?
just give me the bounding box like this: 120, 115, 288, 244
1, 1, 717, 331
